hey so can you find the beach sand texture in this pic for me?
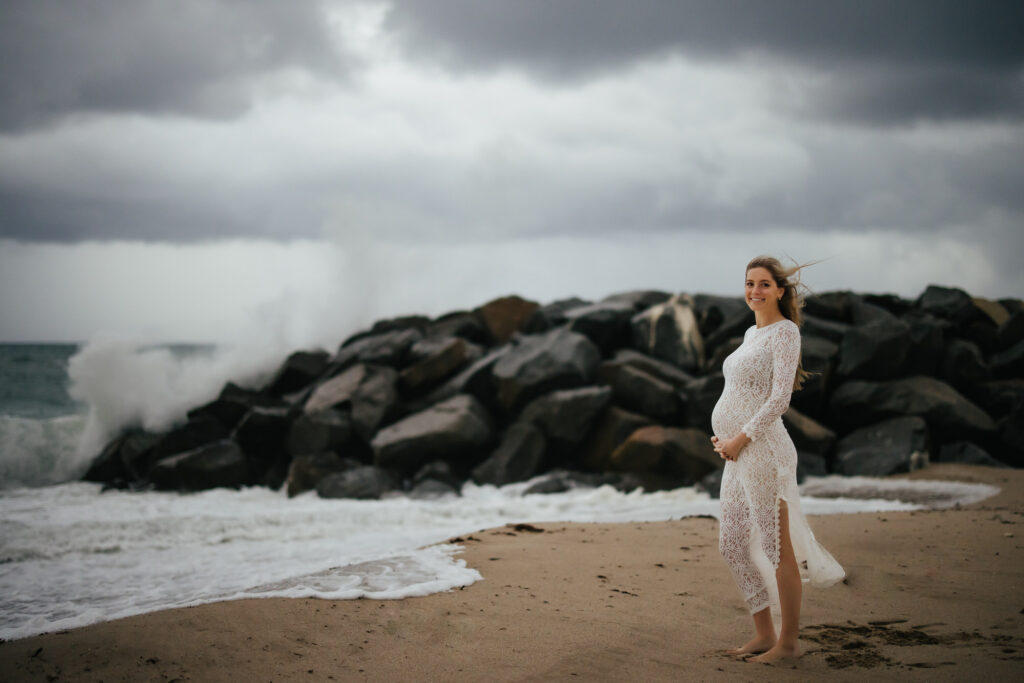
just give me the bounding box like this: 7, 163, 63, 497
2, 463, 1022, 682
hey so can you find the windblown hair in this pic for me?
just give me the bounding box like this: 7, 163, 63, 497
745, 255, 820, 392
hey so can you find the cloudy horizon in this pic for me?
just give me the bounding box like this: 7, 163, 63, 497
2, 1, 1022, 344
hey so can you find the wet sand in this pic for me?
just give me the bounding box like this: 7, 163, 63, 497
2, 463, 1022, 681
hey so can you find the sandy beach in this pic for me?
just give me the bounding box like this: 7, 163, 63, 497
2, 463, 1022, 682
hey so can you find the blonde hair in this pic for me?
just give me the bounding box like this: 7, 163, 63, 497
745, 255, 820, 391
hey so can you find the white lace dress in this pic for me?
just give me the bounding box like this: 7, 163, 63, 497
711, 318, 845, 614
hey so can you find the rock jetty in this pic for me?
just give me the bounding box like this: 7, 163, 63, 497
83, 285, 1024, 498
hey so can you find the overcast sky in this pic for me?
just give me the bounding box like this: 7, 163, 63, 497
1, 0, 1022, 345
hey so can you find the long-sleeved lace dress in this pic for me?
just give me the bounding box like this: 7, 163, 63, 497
711, 318, 845, 614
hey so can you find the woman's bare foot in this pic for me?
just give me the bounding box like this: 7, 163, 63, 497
725, 635, 776, 656
747, 642, 801, 664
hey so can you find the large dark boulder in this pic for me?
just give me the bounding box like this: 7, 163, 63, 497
600, 289, 672, 312
989, 338, 1024, 378
996, 309, 1024, 351
916, 285, 978, 324
472, 295, 541, 345
265, 350, 329, 396
835, 417, 930, 476
146, 415, 230, 478
150, 439, 248, 491
801, 315, 849, 345
791, 336, 839, 417
315, 466, 399, 500
471, 420, 546, 486
232, 406, 292, 486
399, 336, 481, 393
782, 407, 837, 459
804, 291, 855, 322
491, 327, 601, 414
940, 339, 990, 389
683, 373, 724, 431
304, 364, 398, 441
522, 297, 592, 333
692, 295, 749, 339
410, 460, 464, 491
608, 349, 695, 389
630, 294, 705, 373
596, 360, 682, 423
564, 300, 636, 356
329, 328, 424, 373
703, 310, 756, 356
186, 382, 277, 432
609, 425, 720, 484
580, 405, 655, 471
836, 317, 912, 380
417, 345, 511, 413
370, 394, 494, 474
829, 376, 997, 442
286, 452, 361, 497
937, 442, 1008, 468
900, 310, 947, 376
286, 409, 353, 457
427, 310, 490, 345
519, 385, 612, 445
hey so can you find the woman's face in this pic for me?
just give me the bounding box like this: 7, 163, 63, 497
745, 267, 783, 314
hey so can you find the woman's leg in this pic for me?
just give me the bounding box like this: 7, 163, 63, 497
749, 500, 802, 663
718, 464, 776, 654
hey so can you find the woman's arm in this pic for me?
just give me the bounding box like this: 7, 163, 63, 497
740, 322, 801, 443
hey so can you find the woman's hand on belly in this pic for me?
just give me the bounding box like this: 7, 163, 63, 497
711, 432, 752, 463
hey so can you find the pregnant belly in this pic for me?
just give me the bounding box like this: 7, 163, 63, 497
710, 390, 754, 438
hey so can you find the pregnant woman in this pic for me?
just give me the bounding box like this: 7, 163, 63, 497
710, 255, 845, 664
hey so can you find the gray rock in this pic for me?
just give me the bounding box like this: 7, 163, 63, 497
150, 439, 249, 491
837, 317, 912, 380
639, 426, 721, 483
304, 364, 398, 441
426, 310, 490, 345
232, 406, 292, 484
630, 293, 705, 372
989, 338, 1024, 378
316, 466, 399, 500
835, 417, 930, 476
801, 315, 850, 344
796, 451, 829, 481
330, 327, 424, 371
609, 349, 696, 389
399, 336, 480, 393
520, 385, 612, 445
146, 416, 230, 478
522, 297, 593, 333
580, 405, 656, 471
411, 460, 463, 490
599, 289, 673, 311
417, 345, 511, 411
901, 310, 947, 376
471, 420, 546, 486
940, 339, 991, 388
683, 373, 725, 431
564, 300, 636, 356
265, 350, 330, 396
596, 360, 681, 422
804, 291, 855, 322
782, 406, 836, 458
937, 441, 1008, 468
492, 327, 602, 414
286, 452, 361, 497
371, 394, 494, 473
829, 375, 997, 441
286, 409, 352, 456
408, 478, 459, 499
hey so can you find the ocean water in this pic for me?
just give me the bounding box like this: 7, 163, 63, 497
0, 343, 1002, 641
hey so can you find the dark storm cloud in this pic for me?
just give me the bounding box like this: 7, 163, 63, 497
0, 0, 346, 132
386, 0, 1024, 124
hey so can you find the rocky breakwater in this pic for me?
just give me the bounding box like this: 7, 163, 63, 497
83, 285, 1024, 499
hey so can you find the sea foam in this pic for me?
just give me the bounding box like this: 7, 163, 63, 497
0, 475, 999, 641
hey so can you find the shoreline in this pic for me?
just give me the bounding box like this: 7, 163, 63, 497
2, 464, 1022, 681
